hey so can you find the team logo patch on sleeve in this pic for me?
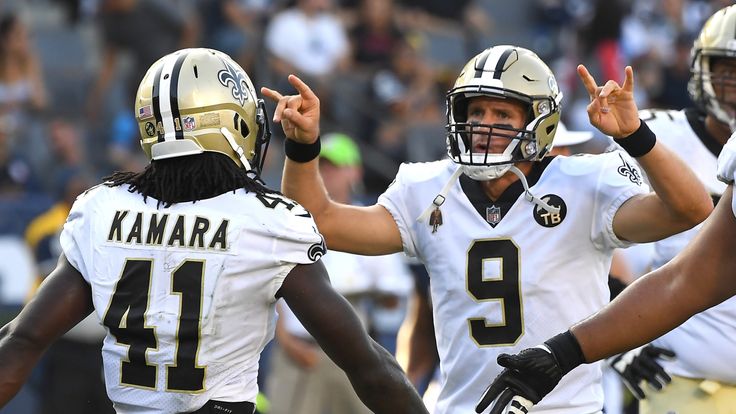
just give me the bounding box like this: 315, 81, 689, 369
617, 153, 643, 185
533, 194, 567, 228
307, 236, 326, 261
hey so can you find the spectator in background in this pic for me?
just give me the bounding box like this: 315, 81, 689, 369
0, 13, 49, 173
25, 171, 91, 276
264, 0, 349, 105
266, 133, 413, 414
396, 0, 491, 63
42, 119, 92, 193
198, 0, 275, 78
366, 39, 443, 193
0, 13, 47, 135
350, 0, 404, 72
649, 34, 694, 109
579, 0, 627, 85
265, 0, 349, 78
0, 121, 50, 238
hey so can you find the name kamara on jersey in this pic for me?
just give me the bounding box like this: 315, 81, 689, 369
107, 210, 228, 250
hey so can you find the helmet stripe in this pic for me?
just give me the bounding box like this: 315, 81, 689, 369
169, 53, 186, 141
491, 47, 514, 79
152, 63, 164, 143
156, 52, 187, 143
474, 50, 490, 78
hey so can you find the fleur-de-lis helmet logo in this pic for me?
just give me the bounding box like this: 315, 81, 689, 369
217, 58, 251, 106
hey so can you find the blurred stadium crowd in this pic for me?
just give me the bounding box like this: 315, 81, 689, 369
0, 0, 731, 413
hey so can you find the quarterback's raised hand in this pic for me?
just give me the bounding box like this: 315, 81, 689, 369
261, 74, 320, 144
476, 331, 586, 414
607, 344, 675, 400
578, 64, 640, 139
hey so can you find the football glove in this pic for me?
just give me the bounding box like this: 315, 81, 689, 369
475, 331, 585, 414
607, 344, 676, 400
717, 130, 736, 184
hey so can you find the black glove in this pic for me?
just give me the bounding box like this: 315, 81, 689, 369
607, 344, 676, 400
475, 331, 585, 414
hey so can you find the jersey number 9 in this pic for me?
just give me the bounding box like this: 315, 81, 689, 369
466, 239, 523, 346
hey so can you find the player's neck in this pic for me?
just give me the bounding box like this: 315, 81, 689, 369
479, 162, 533, 201
705, 115, 732, 146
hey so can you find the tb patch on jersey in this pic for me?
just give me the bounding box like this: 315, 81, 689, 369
533, 194, 567, 228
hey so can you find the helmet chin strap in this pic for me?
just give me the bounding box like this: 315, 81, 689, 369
416, 167, 464, 224
507, 165, 560, 214
416, 162, 559, 227
221, 127, 253, 171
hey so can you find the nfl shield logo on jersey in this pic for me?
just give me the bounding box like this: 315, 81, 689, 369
486, 205, 502, 227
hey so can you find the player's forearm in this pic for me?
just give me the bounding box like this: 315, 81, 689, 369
571, 263, 696, 362
348, 343, 429, 414
574, 189, 736, 361
636, 141, 713, 228
396, 298, 438, 386
0, 324, 45, 406
282, 157, 332, 222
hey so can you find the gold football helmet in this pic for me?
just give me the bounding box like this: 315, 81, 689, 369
135, 48, 271, 173
689, 5, 736, 129
446, 45, 562, 180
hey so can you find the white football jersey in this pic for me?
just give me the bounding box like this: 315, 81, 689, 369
378, 153, 649, 414
643, 108, 736, 384
640, 108, 726, 269
60, 184, 324, 414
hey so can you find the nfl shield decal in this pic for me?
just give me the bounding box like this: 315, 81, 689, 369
182, 116, 196, 131
486, 205, 502, 227
533, 194, 567, 228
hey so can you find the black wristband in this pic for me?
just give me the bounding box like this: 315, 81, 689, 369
613, 120, 656, 157
544, 330, 586, 375
285, 137, 321, 163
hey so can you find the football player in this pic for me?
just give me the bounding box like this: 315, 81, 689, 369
474, 163, 736, 414
263, 45, 713, 413
0, 48, 428, 414
601, 6, 736, 413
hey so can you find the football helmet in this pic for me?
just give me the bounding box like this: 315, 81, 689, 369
689, 5, 736, 130
135, 48, 271, 173
446, 45, 562, 180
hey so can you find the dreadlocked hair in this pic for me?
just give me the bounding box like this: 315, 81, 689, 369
104, 152, 278, 208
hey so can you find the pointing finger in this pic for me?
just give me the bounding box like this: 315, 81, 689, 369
260, 86, 283, 103
577, 64, 598, 97
622, 66, 634, 93
288, 74, 318, 102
